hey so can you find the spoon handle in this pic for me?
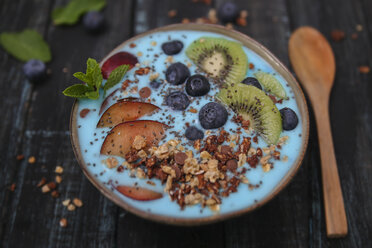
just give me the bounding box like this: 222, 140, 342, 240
313, 102, 348, 237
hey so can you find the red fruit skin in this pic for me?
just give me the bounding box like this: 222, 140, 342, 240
97, 101, 160, 128
100, 120, 168, 157
101, 52, 138, 79
115, 185, 163, 201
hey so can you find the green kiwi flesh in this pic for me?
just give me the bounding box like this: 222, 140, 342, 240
218, 84, 282, 144
186, 37, 248, 86
254, 71, 287, 99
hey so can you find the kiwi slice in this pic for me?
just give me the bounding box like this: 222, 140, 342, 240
186, 37, 248, 86
254, 71, 287, 99
218, 84, 282, 144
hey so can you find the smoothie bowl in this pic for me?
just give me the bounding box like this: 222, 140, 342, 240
69, 23, 309, 225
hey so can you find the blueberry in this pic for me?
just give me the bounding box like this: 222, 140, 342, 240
280, 107, 299, 130
22, 59, 46, 83
185, 126, 204, 141
165, 91, 190, 111
161, 40, 184, 55
185, 74, 210, 97
217, 2, 239, 23
165, 62, 190, 85
241, 77, 262, 90
199, 102, 228, 129
83, 11, 105, 32
150, 81, 162, 89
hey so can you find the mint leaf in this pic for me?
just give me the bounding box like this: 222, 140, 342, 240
85, 90, 100, 100
86, 58, 102, 89
63, 84, 91, 98
0, 29, 51, 62
104, 65, 129, 93
52, 0, 106, 26
73, 72, 91, 84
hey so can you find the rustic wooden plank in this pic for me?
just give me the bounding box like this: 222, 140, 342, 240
287, 0, 372, 247
116, 1, 225, 248
1, 0, 134, 247
0, 0, 54, 246
213, 0, 311, 247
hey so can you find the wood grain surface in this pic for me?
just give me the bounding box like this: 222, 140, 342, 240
0, 0, 371, 247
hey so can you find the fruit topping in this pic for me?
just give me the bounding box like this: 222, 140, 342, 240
97, 101, 159, 128
161, 40, 184, 55
101, 52, 138, 79
185, 74, 210, 96
165, 62, 190, 85
218, 84, 282, 144
99, 88, 120, 115
199, 102, 228, 129
217, 2, 239, 23
280, 107, 298, 130
115, 185, 162, 201
254, 71, 287, 99
149, 81, 162, 89
23, 59, 46, 83
185, 126, 204, 141
83, 11, 105, 33
186, 37, 247, 86
100, 120, 168, 157
241, 77, 262, 90
165, 91, 190, 111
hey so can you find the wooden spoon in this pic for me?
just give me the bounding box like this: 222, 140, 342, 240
288, 26, 348, 238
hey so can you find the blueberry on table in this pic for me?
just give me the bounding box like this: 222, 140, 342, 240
185, 126, 204, 141
185, 74, 210, 97
280, 107, 299, 130
161, 40, 184, 55
165, 62, 190, 85
149, 81, 162, 89
83, 11, 105, 32
217, 2, 239, 23
22, 59, 46, 83
165, 91, 190, 111
199, 102, 228, 129
241, 77, 262, 90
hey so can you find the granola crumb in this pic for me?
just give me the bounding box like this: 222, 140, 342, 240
73, 198, 83, 207
358, 66, 370, 74
62, 199, 71, 206
182, 18, 190, 24
168, 9, 177, 18
51, 190, 60, 198
55, 166, 64, 174
103, 157, 119, 169
55, 175, 62, 184
151, 41, 157, 46
282, 155, 288, 162
331, 30, 345, 42
41, 184, 50, 193
132, 135, 147, 150
149, 72, 159, 81
16, 154, 24, 161
9, 183, 16, 192
137, 51, 143, 57
240, 10, 249, 18
67, 204, 76, 211
262, 163, 272, 172
37, 177, 47, 187
28, 156, 36, 164
136, 168, 146, 179
59, 218, 68, 228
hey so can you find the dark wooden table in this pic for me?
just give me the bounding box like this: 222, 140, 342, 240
1, 0, 372, 247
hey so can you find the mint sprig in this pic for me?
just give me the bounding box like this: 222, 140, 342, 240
63, 58, 128, 100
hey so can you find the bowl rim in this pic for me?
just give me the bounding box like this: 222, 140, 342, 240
70, 23, 309, 225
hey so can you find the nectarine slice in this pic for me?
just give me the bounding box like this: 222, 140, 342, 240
101, 51, 138, 79
97, 101, 160, 128
115, 185, 162, 201
100, 120, 168, 157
